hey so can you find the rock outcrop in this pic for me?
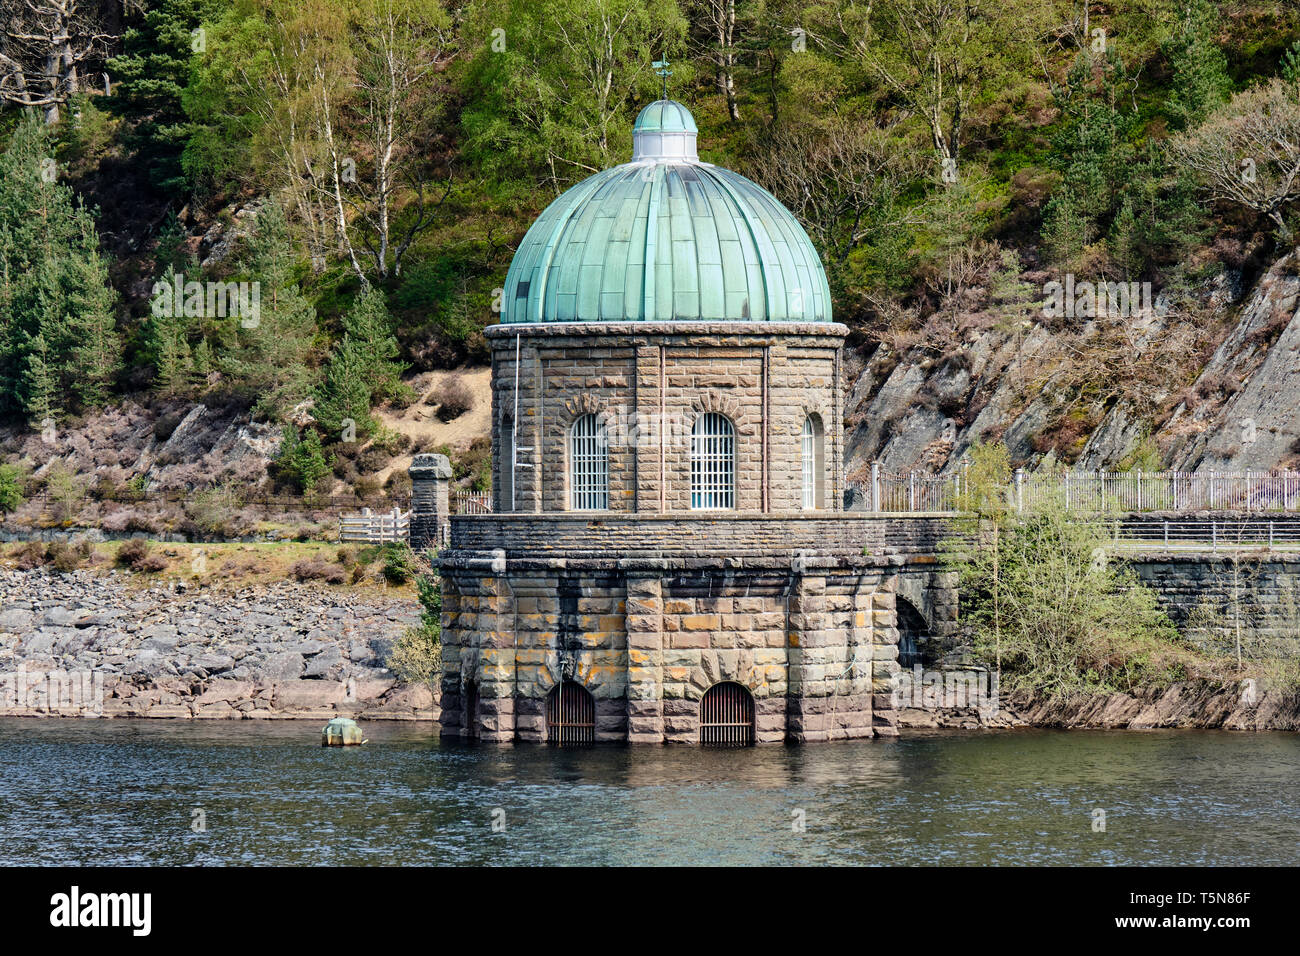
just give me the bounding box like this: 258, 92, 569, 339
844, 249, 1300, 481
897, 681, 1300, 731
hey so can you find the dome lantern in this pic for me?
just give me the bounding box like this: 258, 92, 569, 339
631, 99, 699, 163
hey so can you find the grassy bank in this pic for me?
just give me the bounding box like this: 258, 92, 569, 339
1, 538, 422, 597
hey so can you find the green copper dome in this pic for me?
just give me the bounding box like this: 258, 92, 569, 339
502, 100, 832, 325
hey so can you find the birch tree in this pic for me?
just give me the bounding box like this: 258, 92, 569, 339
343, 0, 455, 280
689, 0, 740, 121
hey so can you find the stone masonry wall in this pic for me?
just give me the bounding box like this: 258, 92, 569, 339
1131, 553, 1300, 659
438, 558, 902, 744
488, 322, 847, 515
448, 513, 953, 559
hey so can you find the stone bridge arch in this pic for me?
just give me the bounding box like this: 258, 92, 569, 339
890, 565, 959, 667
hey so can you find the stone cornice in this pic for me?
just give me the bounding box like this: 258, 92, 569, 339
486, 320, 848, 340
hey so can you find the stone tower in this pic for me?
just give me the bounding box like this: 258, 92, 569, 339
415, 97, 928, 744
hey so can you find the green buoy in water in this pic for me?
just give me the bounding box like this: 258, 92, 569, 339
321, 717, 365, 746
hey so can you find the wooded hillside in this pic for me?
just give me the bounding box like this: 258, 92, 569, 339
2, 0, 1299, 493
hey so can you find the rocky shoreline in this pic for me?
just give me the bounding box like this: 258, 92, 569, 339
0, 568, 436, 720
898, 681, 1300, 732
4, 566, 1296, 732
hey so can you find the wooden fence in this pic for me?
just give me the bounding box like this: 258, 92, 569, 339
338, 507, 411, 543
453, 492, 493, 514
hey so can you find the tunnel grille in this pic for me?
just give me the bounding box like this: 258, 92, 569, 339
547, 681, 595, 746
700, 682, 755, 747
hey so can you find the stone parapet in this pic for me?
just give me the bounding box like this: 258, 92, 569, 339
448, 512, 954, 559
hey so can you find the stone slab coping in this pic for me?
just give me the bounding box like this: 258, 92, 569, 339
449, 511, 958, 522
439, 551, 916, 572
1121, 550, 1300, 561
485, 320, 849, 339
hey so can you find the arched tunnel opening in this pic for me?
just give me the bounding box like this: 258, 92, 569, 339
896, 598, 932, 669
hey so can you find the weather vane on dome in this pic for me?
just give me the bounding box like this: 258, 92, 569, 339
652, 59, 672, 101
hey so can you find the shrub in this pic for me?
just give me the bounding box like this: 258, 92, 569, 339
356, 447, 389, 474
433, 375, 474, 422
386, 382, 419, 410
290, 559, 347, 584
274, 427, 334, 493
47, 539, 89, 572
43, 463, 87, 522
451, 436, 492, 492
124, 513, 162, 535
185, 485, 241, 536
14, 540, 47, 569
115, 538, 148, 568
370, 426, 411, 456
380, 541, 416, 585
115, 538, 167, 573
386, 573, 443, 687
384, 471, 412, 497
136, 552, 169, 573
387, 624, 441, 687
353, 476, 381, 500
946, 482, 1191, 697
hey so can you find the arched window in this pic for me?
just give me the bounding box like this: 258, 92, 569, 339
699, 682, 755, 747
691, 413, 735, 509
569, 414, 608, 510
801, 414, 825, 510
546, 680, 596, 746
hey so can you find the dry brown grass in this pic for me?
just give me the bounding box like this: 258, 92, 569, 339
2, 539, 416, 595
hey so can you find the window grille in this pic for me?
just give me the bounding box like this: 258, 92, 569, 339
569, 414, 608, 510
691, 413, 735, 509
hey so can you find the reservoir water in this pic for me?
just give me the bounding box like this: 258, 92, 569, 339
0, 719, 1296, 865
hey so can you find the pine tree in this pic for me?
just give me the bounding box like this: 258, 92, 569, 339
313, 282, 408, 441
21, 334, 61, 427
275, 425, 333, 492
150, 309, 195, 396
1282, 42, 1300, 87
215, 202, 320, 419
1109, 198, 1141, 281
314, 340, 375, 442
191, 338, 214, 390
0, 116, 120, 423
105, 0, 221, 194
66, 250, 121, 407
1163, 0, 1231, 130
342, 283, 406, 400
